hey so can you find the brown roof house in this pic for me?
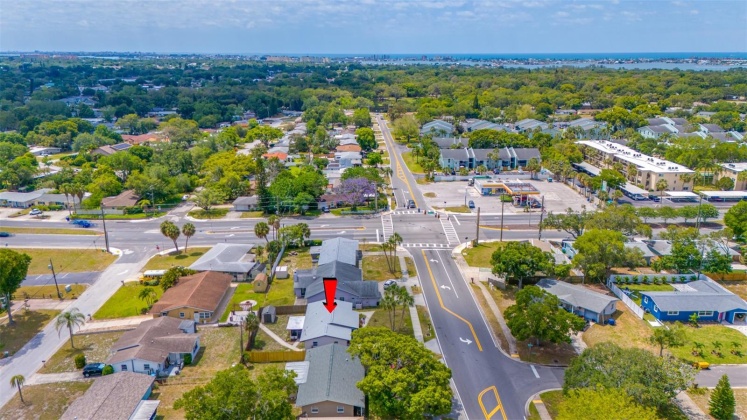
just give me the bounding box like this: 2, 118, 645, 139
108, 317, 199, 376
101, 189, 139, 211
150, 271, 232, 323
61, 372, 158, 420
335, 144, 362, 153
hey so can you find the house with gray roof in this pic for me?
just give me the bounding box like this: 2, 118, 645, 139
189, 243, 261, 281
641, 280, 747, 324
61, 372, 158, 420
420, 119, 454, 137
536, 279, 618, 323
462, 119, 506, 133
300, 301, 359, 348
294, 261, 380, 307
433, 136, 469, 149
439, 147, 541, 171
0, 188, 85, 209
699, 123, 726, 134
317, 237, 361, 267
232, 195, 259, 211
295, 343, 365, 417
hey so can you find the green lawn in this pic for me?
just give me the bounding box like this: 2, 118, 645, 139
39, 331, 124, 373
0, 310, 60, 356
73, 212, 165, 220
188, 208, 229, 219
141, 247, 210, 271
538, 390, 565, 419
93, 283, 165, 319
279, 247, 313, 276
366, 308, 414, 337
239, 211, 265, 218
220, 280, 296, 321
669, 324, 747, 364
362, 255, 402, 281
583, 306, 657, 353
404, 257, 416, 277
15, 248, 117, 275
416, 305, 434, 342
442, 205, 471, 213
15, 284, 87, 300
0, 381, 92, 420
617, 283, 675, 305
0, 226, 102, 236
462, 242, 505, 268
401, 152, 424, 174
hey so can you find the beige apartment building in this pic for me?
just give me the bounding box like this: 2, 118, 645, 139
717, 162, 747, 191
577, 140, 695, 192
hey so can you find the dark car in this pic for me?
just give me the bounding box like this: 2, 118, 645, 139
0, 231, 11, 237
468, 200, 475, 209
650, 196, 661, 202
83, 363, 106, 377
407, 199, 416, 209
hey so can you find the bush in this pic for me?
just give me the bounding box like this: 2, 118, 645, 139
102, 365, 114, 375
124, 206, 144, 215
74, 353, 86, 369
642, 275, 649, 284
183, 353, 192, 365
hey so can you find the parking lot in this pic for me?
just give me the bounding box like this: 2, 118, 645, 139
419, 178, 595, 214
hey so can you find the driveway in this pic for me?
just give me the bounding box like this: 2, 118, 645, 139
24, 372, 89, 386
22, 271, 100, 286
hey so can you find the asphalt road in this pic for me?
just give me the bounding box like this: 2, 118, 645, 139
22, 271, 100, 286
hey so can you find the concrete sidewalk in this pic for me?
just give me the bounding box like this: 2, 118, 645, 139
258, 324, 302, 351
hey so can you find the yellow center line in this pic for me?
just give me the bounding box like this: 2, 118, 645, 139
421, 250, 482, 351
478, 386, 508, 420
381, 118, 420, 209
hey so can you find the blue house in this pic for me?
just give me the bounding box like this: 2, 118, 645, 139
640, 280, 747, 324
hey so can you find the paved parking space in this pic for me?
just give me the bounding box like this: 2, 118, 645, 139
418, 179, 594, 214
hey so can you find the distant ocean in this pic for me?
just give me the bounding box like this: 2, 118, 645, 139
284, 52, 747, 60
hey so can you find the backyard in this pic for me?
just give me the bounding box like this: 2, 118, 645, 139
279, 247, 313, 277
582, 305, 657, 352
18, 249, 117, 275
462, 242, 504, 268
720, 280, 747, 301
614, 282, 675, 306
39, 331, 125, 374
141, 247, 210, 271
94, 282, 165, 319
0, 310, 60, 356
220, 280, 295, 322
0, 381, 92, 420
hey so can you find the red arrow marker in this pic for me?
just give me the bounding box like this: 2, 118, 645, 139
322, 278, 338, 313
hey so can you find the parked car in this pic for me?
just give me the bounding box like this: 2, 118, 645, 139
0, 231, 12, 237
383, 280, 397, 289
83, 363, 106, 377
468, 200, 475, 209
29, 208, 42, 216
650, 196, 661, 202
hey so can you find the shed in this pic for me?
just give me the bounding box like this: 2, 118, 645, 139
274, 265, 289, 279
253, 272, 269, 293
263, 305, 277, 324
287, 315, 305, 340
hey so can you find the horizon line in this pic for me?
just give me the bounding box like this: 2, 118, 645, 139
1, 50, 745, 56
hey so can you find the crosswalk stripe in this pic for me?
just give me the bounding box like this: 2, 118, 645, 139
381, 213, 394, 241
439, 217, 460, 245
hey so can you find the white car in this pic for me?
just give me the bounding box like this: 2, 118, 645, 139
29, 208, 42, 216
383, 280, 397, 289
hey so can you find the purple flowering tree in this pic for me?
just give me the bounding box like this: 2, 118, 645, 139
337, 177, 375, 209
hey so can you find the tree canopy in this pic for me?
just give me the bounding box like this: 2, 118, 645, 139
490, 241, 554, 289
504, 285, 586, 346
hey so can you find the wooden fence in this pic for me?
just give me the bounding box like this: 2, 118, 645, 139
246, 350, 306, 363
607, 280, 645, 319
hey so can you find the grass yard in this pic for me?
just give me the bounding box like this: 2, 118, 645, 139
470, 284, 510, 353
16, 248, 117, 275
401, 152, 424, 174
141, 247, 210, 271
538, 390, 564, 419
0, 381, 92, 420
73, 212, 165, 220
688, 388, 747, 420
239, 211, 265, 218
669, 324, 747, 364
279, 247, 313, 276
582, 306, 656, 352
0, 226, 102, 236
462, 242, 505, 268
262, 314, 294, 343
366, 308, 414, 337
615, 282, 675, 305
152, 326, 243, 419
220, 280, 296, 322
359, 244, 384, 252
417, 305, 434, 342
415, 177, 431, 185
0, 310, 60, 356
720, 281, 747, 301
15, 284, 87, 300
423, 192, 437, 198
93, 283, 165, 319
188, 208, 229, 219
404, 257, 416, 277
442, 205, 472, 213
362, 255, 402, 281
39, 331, 124, 374
252, 328, 291, 352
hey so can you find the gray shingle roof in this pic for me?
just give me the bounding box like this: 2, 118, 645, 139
642, 280, 747, 313
108, 317, 198, 365
295, 344, 365, 408
537, 279, 618, 314
232, 196, 258, 206
189, 243, 255, 273
295, 261, 363, 289
300, 301, 358, 343
61, 372, 154, 420
318, 238, 359, 266
439, 149, 469, 161
305, 278, 381, 300
512, 148, 541, 161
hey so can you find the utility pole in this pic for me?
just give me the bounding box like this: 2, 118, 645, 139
538, 196, 546, 240
100, 206, 110, 253
500, 195, 505, 242
475, 207, 481, 245
695, 193, 703, 232
48, 259, 62, 300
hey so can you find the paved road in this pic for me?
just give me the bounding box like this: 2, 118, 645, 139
696, 365, 747, 388
22, 271, 100, 287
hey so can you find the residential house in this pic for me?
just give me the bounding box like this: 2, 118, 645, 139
699, 123, 726, 134
461, 119, 505, 133
709, 132, 744, 143
565, 118, 609, 139
150, 271, 232, 323
536, 279, 618, 323
717, 162, 747, 190
514, 118, 548, 133
262, 151, 290, 162
438, 147, 541, 171
638, 124, 678, 139
640, 280, 747, 324
300, 301, 359, 348
432, 136, 469, 149
189, 243, 263, 281
232, 196, 259, 211
420, 119, 454, 137
577, 140, 695, 191
61, 372, 158, 420
295, 344, 365, 417
101, 190, 139, 211
91, 142, 132, 157
642, 239, 742, 263
336, 144, 362, 153
316, 237, 361, 267
122, 133, 162, 145
334, 151, 363, 169
0, 188, 85, 209
108, 317, 200, 375
294, 261, 380, 307
29, 146, 61, 156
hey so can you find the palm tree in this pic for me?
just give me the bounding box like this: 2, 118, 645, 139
160, 221, 180, 253
475, 165, 487, 175
10, 375, 25, 404
397, 287, 415, 332
69, 182, 85, 212
138, 287, 157, 307
55, 308, 86, 349
245, 312, 260, 334
59, 183, 73, 217
254, 222, 270, 243
380, 167, 393, 184
656, 179, 668, 201
137, 199, 151, 216
182, 223, 196, 253
297, 223, 311, 245
267, 215, 280, 241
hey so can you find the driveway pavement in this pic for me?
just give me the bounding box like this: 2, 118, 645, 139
24, 372, 89, 386
696, 365, 747, 388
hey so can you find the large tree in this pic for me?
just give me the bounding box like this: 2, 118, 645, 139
254, 221, 270, 242
352, 108, 372, 128
192, 187, 226, 212
540, 207, 591, 239
709, 374, 736, 420
557, 387, 657, 420
173, 365, 296, 420
490, 241, 554, 289
648, 322, 686, 357
392, 115, 420, 143
337, 177, 375, 209
504, 285, 585, 346
573, 229, 645, 282
160, 220, 181, 253
724, 201, 747, 238
564, 342, 695, 410
355, 127, 376, 151
348, 327, 452, 418
0, 249, 32, 325
181, 223, 196, 253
